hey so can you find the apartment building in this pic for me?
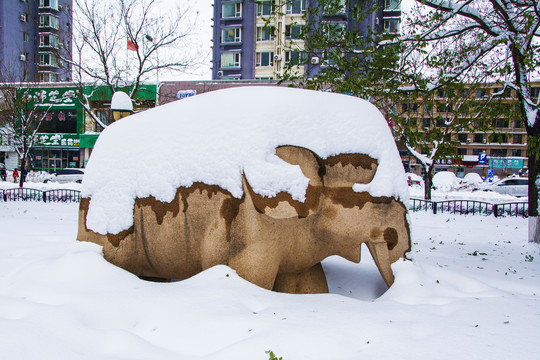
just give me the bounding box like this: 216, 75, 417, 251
0, 0, 72, 83
399, 83, 535, 177
212, 0, 400, 80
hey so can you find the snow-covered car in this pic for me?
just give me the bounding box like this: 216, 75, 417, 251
43, 168, 85, 184
475, 177, 528, 197
432, 171, 459, 191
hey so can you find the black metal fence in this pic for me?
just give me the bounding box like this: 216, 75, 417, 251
410, 198, 528, 218
0, 188, 529, 218
1, 188, 81, 203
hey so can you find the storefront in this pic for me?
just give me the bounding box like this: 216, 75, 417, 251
31, 134, 81, 171
25, 86, 84, 172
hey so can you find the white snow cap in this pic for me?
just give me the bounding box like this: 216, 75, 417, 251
110, 91, 133, 112
83, 87, 409, 235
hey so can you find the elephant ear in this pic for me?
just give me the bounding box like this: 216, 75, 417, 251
275, 145, 323, 187
244, 146, 323, 219
323, 153, 378, 188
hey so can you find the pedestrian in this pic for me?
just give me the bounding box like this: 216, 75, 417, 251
12, 168, 19, 183
0, 167, 6, 181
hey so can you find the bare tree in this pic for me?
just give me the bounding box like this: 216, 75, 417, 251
402, 0, 540, 242
0, 83, 72, 187
67, 0, 204, 127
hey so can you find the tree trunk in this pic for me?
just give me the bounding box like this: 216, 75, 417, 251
18, 155, 26, 188
527, 124, 539, 243
423, 166, 433, 200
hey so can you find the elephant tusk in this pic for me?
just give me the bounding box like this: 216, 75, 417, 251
366, 240, 395, 287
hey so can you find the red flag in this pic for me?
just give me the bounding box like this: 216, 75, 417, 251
127, 39, 138, 51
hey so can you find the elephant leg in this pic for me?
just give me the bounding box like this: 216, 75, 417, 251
366, 241, 395, 287
272, 262, 329, 294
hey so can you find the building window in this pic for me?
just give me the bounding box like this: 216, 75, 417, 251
222, 28, 241, 43
256, 26, 275, 41
20, 13, 29, 22
23, 32, 30, 42
40, 14, 59, 29
475, 89, 487, 99
437, 104, 452, 113
530, 87, 539, 98
492, 118, 509, 128
472, 149, 484, 155
285, 51, 304, 66
384, 0, 400, 10
286, 0, 306, 14
256, 51, 274, 67
473, 133, 483, 143
490, 149, 507, 157
221, 52, 241, 68
492, 134, 507, 143
257, 1, 275, 16
422, 118, 430, 128
457, 148, 467, 156
513, 134, 523, 144
514, 120, 523, 129
323, 0, 346, 14
39, 0, 58, 10
39, 53, 58, 67
285, 24, 302, 40
402, 103, 418, 113
39, 110, 76, 133
40, 33, 58, 47
383, 18, 400, 33
458, 133, 468, 143
39, 72, 58, 82
222, 2, 242, 18
323, 22, 346, 38
512, 149, 522, 157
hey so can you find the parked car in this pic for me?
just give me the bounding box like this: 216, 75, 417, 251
43, 168, 85, 184
475, 176, 528, 197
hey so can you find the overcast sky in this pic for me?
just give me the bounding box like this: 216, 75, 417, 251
163, 0, 214, 81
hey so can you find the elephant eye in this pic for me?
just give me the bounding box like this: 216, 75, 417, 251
323, 154, 378, 187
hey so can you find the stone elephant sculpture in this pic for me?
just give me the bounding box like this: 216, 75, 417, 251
78, 145, 410, 294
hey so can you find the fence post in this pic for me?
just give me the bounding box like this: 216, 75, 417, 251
433, 202, 437, 214
43, 191, 47, 203
2, 190, 5, 202
493, 204, 498, 218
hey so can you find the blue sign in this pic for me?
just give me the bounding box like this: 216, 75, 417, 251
176, 90, 197, 100
487, 169, 494, 183
478, 153, 487, 165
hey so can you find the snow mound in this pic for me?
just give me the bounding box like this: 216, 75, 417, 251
83, 87, 409, 235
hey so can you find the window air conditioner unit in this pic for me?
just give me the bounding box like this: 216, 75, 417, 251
20, 14, 26, 22
311, 56, 320, 64
274, 55, 282, 61
217, 70, 224, 77
466, 139, 471, 143
483, 139, 487, 143
20, 54, 26, 61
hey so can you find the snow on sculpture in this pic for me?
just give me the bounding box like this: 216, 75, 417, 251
77, 87, 411, 293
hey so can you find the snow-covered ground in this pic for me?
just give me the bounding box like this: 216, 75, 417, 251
0, 200, 538, 359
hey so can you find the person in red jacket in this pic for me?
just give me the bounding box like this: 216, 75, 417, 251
12, 169, 19, 183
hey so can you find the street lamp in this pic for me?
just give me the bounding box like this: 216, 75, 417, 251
111, 91, 133, 121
